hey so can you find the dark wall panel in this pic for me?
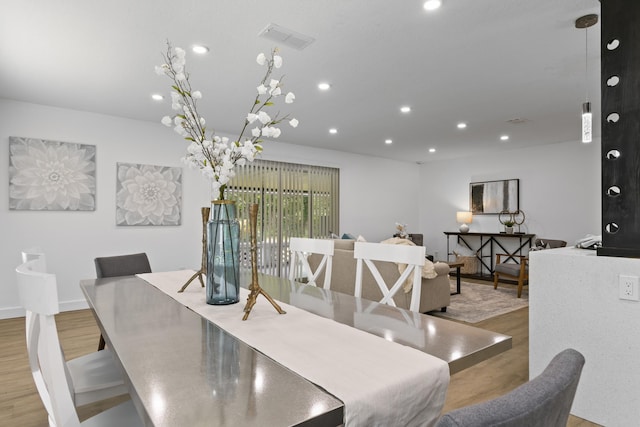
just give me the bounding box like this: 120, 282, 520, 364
598, 0, 640, 257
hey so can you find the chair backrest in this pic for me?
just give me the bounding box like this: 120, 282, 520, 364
94, 253, 151, 278
353, 242, 426, 312
535, 238, 567, 249
16, 260, 82, 427
436, 348, 585, 427
288, 238, 334, 289
21, 246, 47, 273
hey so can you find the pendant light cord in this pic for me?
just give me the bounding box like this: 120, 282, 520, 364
585, 27, 589, 102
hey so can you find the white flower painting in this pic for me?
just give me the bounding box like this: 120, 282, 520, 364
116, 163, 182, 226
9, 137, 96, 211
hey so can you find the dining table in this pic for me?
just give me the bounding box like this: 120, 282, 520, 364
80, 269, 511, 426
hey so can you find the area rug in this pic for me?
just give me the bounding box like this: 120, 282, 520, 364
429, 281, 528, 324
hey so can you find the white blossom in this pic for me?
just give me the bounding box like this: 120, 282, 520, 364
285, 92, 295, 104
175, 47, 186, 58
175, 72, 186, 81
257, 84, 267, 95
270, 87, 282, 96
273, 55, 283, 68
161, 116, 172, 126
269, 79, 279, 90
187, 142, 201, 154
192, 90, 202, 99
289, 118, 299, 128
171, 92, 182, 111
247, 113, 258, 124
256, 53, 266, 65
202, 140, 213, 149
174, 124, 187, 137
199, 117, 206, 127
257, 111, 271, 124
155, 64, 169, 75
251, 127, 261, 137
261, 126, 281, 138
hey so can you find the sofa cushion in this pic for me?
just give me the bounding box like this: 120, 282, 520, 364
333, 239, 355, 251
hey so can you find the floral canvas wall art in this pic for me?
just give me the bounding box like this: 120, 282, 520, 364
9, 136, 97, 211
116, 163, 182, 226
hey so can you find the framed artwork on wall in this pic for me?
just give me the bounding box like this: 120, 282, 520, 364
116, 162, 182, 226
470, 179, 519, 214
9, 136, 96, 211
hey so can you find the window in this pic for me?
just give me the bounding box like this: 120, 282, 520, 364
226, 159, 339, 277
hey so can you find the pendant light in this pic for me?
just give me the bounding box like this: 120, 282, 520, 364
575, 14, 598, 143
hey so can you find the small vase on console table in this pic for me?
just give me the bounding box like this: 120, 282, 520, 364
206, 200, 240, 305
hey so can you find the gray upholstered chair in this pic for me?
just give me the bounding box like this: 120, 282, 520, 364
95, 252, 151, 278
94, 253, 151, 350
436, 348, 585, 427
494, 238, 567, 298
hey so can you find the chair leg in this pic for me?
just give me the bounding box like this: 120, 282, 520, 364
517, 278, 524, 298
493, 273, 499, 290
98, 334, 106, 351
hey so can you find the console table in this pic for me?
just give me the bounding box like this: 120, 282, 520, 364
444, 232, 535, 279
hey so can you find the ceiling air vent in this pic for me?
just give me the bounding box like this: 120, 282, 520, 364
507, 118, 529, 125
258, 23, 315, 51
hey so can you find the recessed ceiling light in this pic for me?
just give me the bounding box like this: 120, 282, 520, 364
192, 45, 209, 54
500, 135, 510, 141
151, 94, 164, 101
429, 148, 436, 153
318, 82, 331, 91
400, 106, 411, 113
329, 128, 338, 134
385, 139, 393, 144
457, 122, 467, 129
423, 0, 443, 11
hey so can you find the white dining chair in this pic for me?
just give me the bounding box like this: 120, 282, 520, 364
21, 246, 47, 272
288, 237, 334, 289
16, 256, 132, 411
354, 241, 426, 312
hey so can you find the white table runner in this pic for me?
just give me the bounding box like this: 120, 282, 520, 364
137, 270, 450, 427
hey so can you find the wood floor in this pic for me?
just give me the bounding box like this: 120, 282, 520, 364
1, 286, 600, 426
443, 282, 600, 427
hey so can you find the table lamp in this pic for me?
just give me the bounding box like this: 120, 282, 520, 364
456, 211, 473, 233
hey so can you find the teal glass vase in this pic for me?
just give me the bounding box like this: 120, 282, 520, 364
206, 200, 240, 305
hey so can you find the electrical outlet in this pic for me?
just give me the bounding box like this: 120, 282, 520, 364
619, 275, 640, 301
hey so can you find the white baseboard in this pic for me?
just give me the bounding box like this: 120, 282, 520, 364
0, 306, 25, 320
0, 299, 90, 320
60, 299, 90, 312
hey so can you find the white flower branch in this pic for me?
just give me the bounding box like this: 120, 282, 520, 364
156, 42, 298, 200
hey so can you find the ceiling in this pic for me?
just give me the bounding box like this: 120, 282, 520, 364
0, 0, 602, 163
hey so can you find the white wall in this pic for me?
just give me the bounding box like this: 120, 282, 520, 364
418, 141, 602, 259
530, 248, 640, 426
0, 99, 421, 318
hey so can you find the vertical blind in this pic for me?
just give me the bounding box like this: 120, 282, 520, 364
226, 159, 339, 277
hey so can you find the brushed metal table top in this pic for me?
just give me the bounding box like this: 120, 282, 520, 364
253, 272, 512, 374
81, 271, 511, 426
81, 276, 344, 427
